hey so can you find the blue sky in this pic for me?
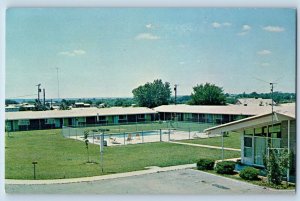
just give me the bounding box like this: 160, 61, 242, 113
6, 8, 296, 99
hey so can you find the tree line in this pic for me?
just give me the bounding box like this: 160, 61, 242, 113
6, 79, 295, 110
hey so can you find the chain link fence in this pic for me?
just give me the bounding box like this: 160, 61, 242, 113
62, 121, 218, 146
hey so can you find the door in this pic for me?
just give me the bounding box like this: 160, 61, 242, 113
254, 137, 266, 166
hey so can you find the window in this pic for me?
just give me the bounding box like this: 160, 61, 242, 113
254, 127, 267, 137
268, 124, 281, 138
244, 136, 252, 158
119, 115, 127, 120
244, 137, 252, 147
244, 128, 253, 136
138, 114, 145, 119
97, 116, 106, 121
45, 119, 55, 124
18, 119, 30, 125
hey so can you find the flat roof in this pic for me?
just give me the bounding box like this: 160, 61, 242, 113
153, 104, 277, 116
5, 107, 156, 120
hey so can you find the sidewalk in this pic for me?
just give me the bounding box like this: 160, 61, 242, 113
6, 163, 196, 185
167, 141, 241, 151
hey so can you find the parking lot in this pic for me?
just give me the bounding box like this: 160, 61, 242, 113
6, 168, 295, 194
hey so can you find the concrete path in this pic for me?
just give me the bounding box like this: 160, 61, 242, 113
168, 141, 241, 151
6, 169, 295, 194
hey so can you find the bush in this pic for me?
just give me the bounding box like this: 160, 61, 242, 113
215, 161, 236, 174
197, 159, 215, 170
239, 167, 259, 180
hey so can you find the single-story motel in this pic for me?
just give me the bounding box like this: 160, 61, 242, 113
5, 104, 282, 132
5, 103, 296, 180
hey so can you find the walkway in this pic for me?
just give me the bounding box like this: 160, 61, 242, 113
167, 141, 241, 151
6, 163, 196, 185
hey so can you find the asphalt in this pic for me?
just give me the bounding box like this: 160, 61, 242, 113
5, 168, 295, 195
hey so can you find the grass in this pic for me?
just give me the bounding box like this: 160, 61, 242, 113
5, 129, 239, 180
179, 132, 241, 149
201, 170, 295, 190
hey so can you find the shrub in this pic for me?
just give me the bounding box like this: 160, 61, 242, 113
197, 159, 215, 170
239, 167, 259, 180
215, 161, 236, 174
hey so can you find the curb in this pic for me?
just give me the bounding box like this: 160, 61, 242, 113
6, 163, 196, 185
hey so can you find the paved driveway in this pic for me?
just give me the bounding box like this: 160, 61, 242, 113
5, 169, 294, 194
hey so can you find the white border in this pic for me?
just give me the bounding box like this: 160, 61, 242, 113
0, 1, 298, 201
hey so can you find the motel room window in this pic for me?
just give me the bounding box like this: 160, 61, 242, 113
18, 119, 30, 125
119, 115, 127, 120
138, 114, 145, 119
45, 119, 55, 124
99, 116, 106, 121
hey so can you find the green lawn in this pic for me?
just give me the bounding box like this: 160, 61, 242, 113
179, 132, 241, 149
5, 129, 240, 180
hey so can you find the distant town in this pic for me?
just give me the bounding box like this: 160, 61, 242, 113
5, 91, 295, 112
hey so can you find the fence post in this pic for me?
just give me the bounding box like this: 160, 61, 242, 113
189, 128, 191, 139
142, 131, 144, 143
124, 133, 126, 145
168, 129, 171, 141
68, 127, 70, 138
160, 129, 162, 142
221, 132, 224, 161
76, 129, 78, 140
93, 132, 95, 144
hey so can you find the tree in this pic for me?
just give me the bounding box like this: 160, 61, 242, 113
132, 79, 171, 108
189, 83, 226, 105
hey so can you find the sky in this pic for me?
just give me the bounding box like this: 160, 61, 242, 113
5, 8, 296, 99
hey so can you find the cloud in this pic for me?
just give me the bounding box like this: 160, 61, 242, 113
237, 24, 251, 36
242, 25, 251, 31
146, 24, 154, 29
263, 26, 285, 32
135, 33, 160, 40
179, 61, 185, 65
211, 22, 232, 29
212, 22, 222, 28
257, 49, 272, 55
59, 49, 86, 56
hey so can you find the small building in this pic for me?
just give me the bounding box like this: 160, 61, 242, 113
204, 103, 295, 181
5, 107, 157, 131
236, 98, 275, 106
5, 105, 20, 112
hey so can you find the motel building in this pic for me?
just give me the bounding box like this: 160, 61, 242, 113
153, 104, 276, 124
5, 107, 156, 132
204, 103, 296, 182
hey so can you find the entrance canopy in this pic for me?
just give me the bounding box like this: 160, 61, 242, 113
204, 108, 295, 135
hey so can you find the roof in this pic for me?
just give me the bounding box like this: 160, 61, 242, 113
153, 104, 275, 116
5, 107, 156, 120
236, 98, 274, 106
204, 103, 295, 134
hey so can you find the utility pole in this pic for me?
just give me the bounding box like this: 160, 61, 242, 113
43, 88, 46, 110
174, 84, 177, 105
36, 84, 41, 104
